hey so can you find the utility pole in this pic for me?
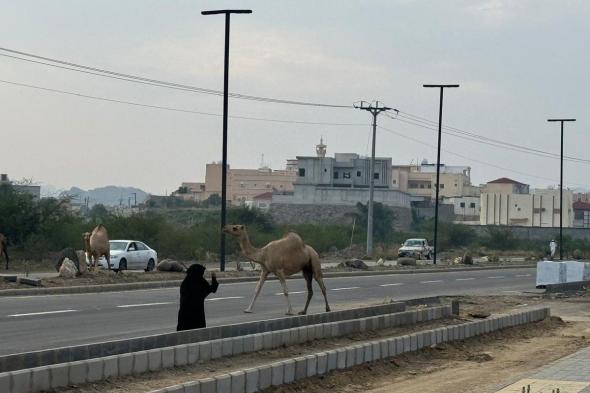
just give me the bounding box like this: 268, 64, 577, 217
202, 9, 252, 272
423, 84, 459, 265
547, 118, 576, 260
353, 101, 393, 258
130, 192, 137, 207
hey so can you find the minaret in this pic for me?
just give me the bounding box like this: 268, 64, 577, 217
316, 136, 327, 158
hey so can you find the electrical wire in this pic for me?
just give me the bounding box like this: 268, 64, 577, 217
0, 79, 366, 126
0, 47, 352, 108
377, 124, 590, 189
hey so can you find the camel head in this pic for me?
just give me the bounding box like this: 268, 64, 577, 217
223, 224, 246, 238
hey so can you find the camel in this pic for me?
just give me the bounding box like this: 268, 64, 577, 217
83, 224, 110, 271
223, 224, 330, 315
0, 233, 8, 270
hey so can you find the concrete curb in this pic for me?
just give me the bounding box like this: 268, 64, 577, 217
0, 304, 453, 393
0, 264, 535, 297
152, 306, 550, 393
3, 298, 448, 373
543, 279, 590, 293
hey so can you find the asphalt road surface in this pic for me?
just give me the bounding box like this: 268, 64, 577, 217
0, 267, 536, 355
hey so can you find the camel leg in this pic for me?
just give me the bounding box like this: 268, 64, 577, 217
309, 249, 330, 312
3, 249, 9, 270
276, 271, 294, 316
314, 274, 331, 312
299, 268, 313, 315
244, 270, 268, 313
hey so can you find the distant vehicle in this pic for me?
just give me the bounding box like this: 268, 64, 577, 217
398, 238, 433, 260
98, 240, 158, 272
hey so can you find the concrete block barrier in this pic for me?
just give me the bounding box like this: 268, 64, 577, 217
1, 300, 416, 373
153, 306, 549, 393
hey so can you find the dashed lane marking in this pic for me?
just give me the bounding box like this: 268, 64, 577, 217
206, 296, 244, 301
488, 276, 505, 279
117, 302, 172, 308
275, 291, 307, 296
516, 274, 532, 277
456, 278, 475, 281
420, 280, 443, 284
380, 283, 404, 287
331, 287, 361, 291
8, 309, 78, 317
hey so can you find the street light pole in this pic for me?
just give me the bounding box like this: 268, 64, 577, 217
423, 84, 459, 265
547, 118, 576, 260
353, 101, 393, 258
202, 9, 252, 272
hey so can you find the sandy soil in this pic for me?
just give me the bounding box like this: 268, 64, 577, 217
47, 294, 590, 393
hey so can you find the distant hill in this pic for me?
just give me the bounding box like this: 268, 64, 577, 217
62, 186, 149, 207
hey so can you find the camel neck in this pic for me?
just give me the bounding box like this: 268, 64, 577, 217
238, 232, 262, 262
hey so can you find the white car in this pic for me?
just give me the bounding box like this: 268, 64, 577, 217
398, 238, 434, 260
99, 240, 158, 272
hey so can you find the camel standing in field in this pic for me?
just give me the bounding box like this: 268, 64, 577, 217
223, 224, 330, 315
83, 225, 110, 271
0, 233, 8, 270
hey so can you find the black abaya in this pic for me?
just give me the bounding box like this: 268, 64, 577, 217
176, 264, 219, 331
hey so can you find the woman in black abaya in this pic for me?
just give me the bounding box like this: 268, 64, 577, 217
177, 264, 219, 331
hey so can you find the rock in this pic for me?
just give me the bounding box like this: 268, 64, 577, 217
468, 311, 491, 319
59, 258, 78, 278
462, 254, 474, 265
157, 259, 185, 272
377, 258, 385, 266
467, 352, 494, 362
480, 256, 489, 263
54, 247, 80, 272
452, 257, 462, 265
338, 259, 369, 270
76, 250, 88, 274
398, 257, 416, 266
573, 249, 583, 259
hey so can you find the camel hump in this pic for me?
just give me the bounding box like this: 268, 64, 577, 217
93, 224, 107, 234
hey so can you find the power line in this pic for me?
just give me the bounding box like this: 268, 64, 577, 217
392, 110, 590, 164
384, 112, 590, 165
377, 124, 590, 189
0, 47, 351, 109
0, 79, 365, 127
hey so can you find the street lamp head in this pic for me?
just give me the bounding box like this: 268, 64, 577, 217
201, 9, 252, 15
547, 118, 576, 122
423, 84, 460, 88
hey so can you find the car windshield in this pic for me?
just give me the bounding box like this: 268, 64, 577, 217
109, 241, 128, 251
404, 240, 423, 246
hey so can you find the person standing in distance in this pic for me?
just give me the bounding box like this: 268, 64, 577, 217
177, 264, 219, 331
549, 239, 557, 260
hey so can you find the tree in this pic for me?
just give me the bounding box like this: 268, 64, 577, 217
355, 202, 396, 243
0, 184, 39, 244
205, 194, 222, 207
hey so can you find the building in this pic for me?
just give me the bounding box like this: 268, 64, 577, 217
444, 196, 481, 221
248, 192, 273, 210
392, 161, 479, 200
0, 174, 41, 200
573, 201, 590, 228
273, 140, 411, 208
480, 177, 573, 227
171, 182, 207, 202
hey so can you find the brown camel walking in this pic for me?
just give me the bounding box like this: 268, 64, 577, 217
223, 224, 330, 315
0, 233, 8, 270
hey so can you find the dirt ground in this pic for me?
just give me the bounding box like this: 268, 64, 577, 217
48, 294, 590, 393
267, 295, 590, 393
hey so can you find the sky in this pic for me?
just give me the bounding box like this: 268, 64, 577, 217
0, 0, 588, 195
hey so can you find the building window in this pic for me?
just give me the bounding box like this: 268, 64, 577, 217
460, 202, 465, 208
240, 182, 246, 188
454, 183, 458, 187
392, 180, 397, 184
470, 202, 476, 208
265, 183, 271, 189
428, 184, 432, 189
334, 172, 339, 179
419, 184, 424, 189
343, 172, 351, 179
357, 171, 362, 177
373, 173, 379, 180
440, 184, 445, 189
298, 168, 305, 177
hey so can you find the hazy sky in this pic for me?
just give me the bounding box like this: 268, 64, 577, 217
0, 0, 588, 195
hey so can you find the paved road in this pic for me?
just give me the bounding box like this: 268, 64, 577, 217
0, 267, 536, 356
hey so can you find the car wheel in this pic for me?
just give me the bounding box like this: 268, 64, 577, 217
119, 259, 127, 271
145, 259, 155, 272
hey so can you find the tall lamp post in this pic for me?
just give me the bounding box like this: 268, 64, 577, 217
422, 84, 459, 265
547, 118, 576, 260
202, 9, 252, 272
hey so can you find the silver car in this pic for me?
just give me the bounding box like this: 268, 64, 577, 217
99, 240, 158, 272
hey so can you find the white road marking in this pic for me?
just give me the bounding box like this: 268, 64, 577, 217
516, 274, 531, 277
502, 290, 520, 293
487, 276, 505, 279
331, 287, 361, 291
275, 291, 307, 296
206, 296, 243, 301
8, 309, 78, 317
456, 278, 475, 281
117, 302, 172, 308
380, 283, 404, 287
420, 280, 443, 284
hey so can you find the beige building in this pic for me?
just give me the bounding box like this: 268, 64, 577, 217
480, 178, 573, 227
173, 162, 297, 206
392, 162, 478, 200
